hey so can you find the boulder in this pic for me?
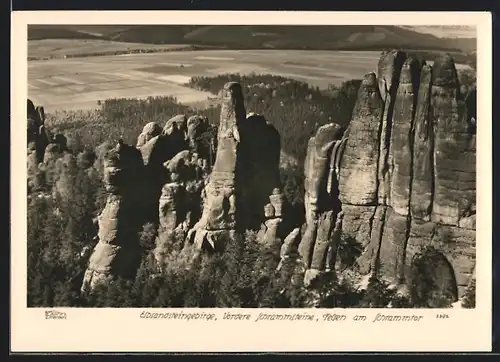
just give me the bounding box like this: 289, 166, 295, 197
136, 122, 161, 148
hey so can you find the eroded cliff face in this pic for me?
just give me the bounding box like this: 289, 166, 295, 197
77, 111, 217, 289
185, 82, 289, 253
300, 52, 476, 299
79, 82, 288, 284
27, 51, 476, 300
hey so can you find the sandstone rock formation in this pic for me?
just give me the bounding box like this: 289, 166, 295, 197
137, 120, 187, 225
28, 51, 475, 303
376, 50, 407, 206
163, 114, 188, 136
136, 121, 161, 148
81, 140, 144, 293
239, 113, 282, 229
185, 82, 245, 252
297, 123, 346, 286
277, 227, 301, 270
299, 51, 476, 299
27, 99, 71, 192
154, 150, 207, 266
27, 99, 50, 164
186, 82, 290, 253
186, 115, 214, 162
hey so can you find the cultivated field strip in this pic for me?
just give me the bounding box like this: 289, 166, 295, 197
28, 49, 471, 113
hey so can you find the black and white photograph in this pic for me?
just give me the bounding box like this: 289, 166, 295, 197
11, 9, 495, 353
24, 22, 479, 310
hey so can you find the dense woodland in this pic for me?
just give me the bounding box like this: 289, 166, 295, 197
27, 72, 476, 308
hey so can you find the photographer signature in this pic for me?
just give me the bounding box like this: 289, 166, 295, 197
45, 310, 67, 320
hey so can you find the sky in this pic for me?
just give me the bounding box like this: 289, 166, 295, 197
402, 26, 476, 38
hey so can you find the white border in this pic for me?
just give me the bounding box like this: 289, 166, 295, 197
11, 11, 492, 352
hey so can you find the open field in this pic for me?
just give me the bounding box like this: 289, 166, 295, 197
28, 39, 191, 59
28, 49, 472, 113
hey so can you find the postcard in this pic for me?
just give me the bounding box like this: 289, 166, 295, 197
11, 10, 492, 353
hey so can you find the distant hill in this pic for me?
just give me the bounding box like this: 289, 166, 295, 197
28, 25, 476, 53
400, 25, 476, 38
28, 26, 103, 40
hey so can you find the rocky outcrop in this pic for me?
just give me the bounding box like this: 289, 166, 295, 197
256, 187, 287, 248
28, 52, 475, 302
186, 115, 214, 163
430, 55, 476, 228
240, 113, 290, 251
136, 122, 161, 148
411, 63, 434, 221
332, 52, 476, 299
298, 123, 346, 286
295, 51, 475, 300
154, 150, 207, 266
133, 114, 214, 267
388, 57, 419, 216
27, 99, 50, 165
137, 120, 187, 225
185, 82, 245, 252
376, 50, 407, 206
163, 114, 188, 136
239, 113, 282, 230
186, 82, 290, 253
27, 100, 46, 179
27, 99, 71, 192
81, 140, 144, 293
338, 73, 383, 206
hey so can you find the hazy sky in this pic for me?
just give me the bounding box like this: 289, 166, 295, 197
402, 26, 476, 38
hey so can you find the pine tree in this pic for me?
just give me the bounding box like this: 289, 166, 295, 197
461, 279, 476, 308
359, 274, 393, 308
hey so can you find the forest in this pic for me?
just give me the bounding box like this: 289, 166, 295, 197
27, 72, 476, 309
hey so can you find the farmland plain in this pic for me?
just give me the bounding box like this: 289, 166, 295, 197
28, 48, 471, 113
28, 49, 381, 113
